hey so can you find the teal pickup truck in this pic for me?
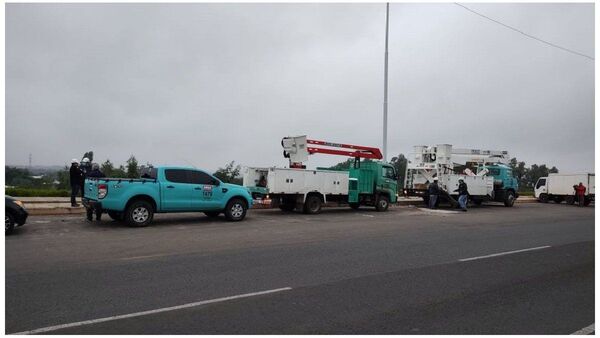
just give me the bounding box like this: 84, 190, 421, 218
83, 166, 253, 226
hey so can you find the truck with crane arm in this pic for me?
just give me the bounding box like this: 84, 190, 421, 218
243, 136, 398, 214
403, 144, 518, 207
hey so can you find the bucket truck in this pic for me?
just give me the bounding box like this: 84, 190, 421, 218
403, 144, 518, 207
243, 136, 398, 214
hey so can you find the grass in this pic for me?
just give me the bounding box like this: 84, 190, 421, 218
6, 187, 70, 197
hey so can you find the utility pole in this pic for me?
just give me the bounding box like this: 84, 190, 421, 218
28, 153, 32, 168
383, 2, 389, 162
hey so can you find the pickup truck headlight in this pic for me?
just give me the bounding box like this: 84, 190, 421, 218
98, 184, 108, 199
14, 200, 25, 208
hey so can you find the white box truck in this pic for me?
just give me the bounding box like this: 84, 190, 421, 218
534, 173, 595, 205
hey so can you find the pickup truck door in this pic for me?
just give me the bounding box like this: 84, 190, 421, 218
189, 170, 224, 210
161, 169, 193, 210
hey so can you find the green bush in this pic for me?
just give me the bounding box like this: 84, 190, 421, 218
5, 187, 70, 197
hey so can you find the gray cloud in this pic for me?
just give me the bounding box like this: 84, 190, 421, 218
6, 3, 594, 172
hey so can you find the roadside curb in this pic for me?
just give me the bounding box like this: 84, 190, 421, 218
18, 197, 538, 216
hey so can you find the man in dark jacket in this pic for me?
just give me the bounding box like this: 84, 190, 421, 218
427, 178, 439, 209
69, 159, 83, 207
86, 163, 106, 221
454, 178, 469, 211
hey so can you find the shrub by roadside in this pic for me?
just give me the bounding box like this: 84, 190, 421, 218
6, 188, 70, 197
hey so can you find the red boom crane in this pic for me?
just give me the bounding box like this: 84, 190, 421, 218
282, 136, 383, 168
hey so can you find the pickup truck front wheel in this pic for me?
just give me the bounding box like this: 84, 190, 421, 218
224, 198, 247, 222
125, 200, 154, 227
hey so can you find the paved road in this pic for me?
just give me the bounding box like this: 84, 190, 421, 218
5, 203, 594, 334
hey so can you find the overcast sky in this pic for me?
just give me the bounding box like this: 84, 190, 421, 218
6, 3, 595, 172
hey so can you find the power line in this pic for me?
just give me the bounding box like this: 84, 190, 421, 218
455, 3, 594, 61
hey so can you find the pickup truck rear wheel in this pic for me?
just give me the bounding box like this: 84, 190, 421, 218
125, 200, 154, 227
224, 198, 247, 222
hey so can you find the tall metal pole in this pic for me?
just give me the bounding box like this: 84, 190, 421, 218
383, 2, 389, 162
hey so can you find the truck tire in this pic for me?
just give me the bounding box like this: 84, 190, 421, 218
349, 203, 360, 210
125, 200, 154, 227
375, 195, 389, 212
224, 198, 247, 221
504, 191, 515, 207
107, 211, 123, 221
566, 196, 575, 205
538, 194, 549, 203
303, 195, 322, 214
204, 211, 220, 218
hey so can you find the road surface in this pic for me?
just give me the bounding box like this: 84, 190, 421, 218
5, 203, 594, 334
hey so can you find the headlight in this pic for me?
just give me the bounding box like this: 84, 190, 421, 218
14, 200, 25, 208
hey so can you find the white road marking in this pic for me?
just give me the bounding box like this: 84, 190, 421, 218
417, 208, 460, 214
118, 253, 172, 261
359, 213, 375, 218
10, 287, 292, 335
458, 246, 551, 262
571, 323, 594, 335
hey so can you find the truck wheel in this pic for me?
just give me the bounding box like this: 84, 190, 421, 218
584, 197, 592, 206
375, 195, 389, 212
224, 198, 247, 221
204, 211, 220, 218
303, 195, 322, 214
504, 191, 515, 207
538, 194, 549, 203
565, 196, 575, 205
349, 203, 360, 210
108, 211, 123, 221
125, 200, 154, 227
5, 211, 15, 235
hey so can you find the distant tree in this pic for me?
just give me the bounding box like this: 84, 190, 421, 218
101, 160, 114, 177
389, 154, 408, 185
6, 166, 31, 185
114, 165, 127, 178
55, 166, 70, 189
326, 158, 354, 171
126, 155, 139, 178
213, 161, 241, 184
549, 166, 559, 174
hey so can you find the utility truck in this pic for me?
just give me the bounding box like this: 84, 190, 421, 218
243, 136, 398, 213
403, 144, 518, 207
534, 173, 595, 205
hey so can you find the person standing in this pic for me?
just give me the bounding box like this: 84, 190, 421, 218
86, 163, 106, 221
575, 182, 587, 207
427, 178, 439, 209
69, 159, 83, 207
454, 178, 469, 212
79, 157, 91, 198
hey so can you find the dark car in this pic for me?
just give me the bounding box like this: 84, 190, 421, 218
6, 196, 28, 234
